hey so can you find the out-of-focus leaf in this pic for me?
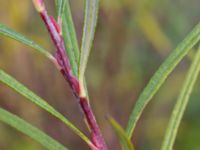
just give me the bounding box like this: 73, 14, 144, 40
0, 24, 52, 58
0, 70, 92, 146
109, 118, 134, 150
78, 0, 99, 82
161, 47, 200, 150
137, 12, 171, 55
126, 22, 200, 139
0, 108, 68, 150
55, 0, 80, 77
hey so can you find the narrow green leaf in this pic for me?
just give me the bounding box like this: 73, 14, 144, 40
62, 16, 79, 76
55, 0, 66, 20
161, 47, 200, 150
55, 0, 80, 77
0, 24, 52, 58
0, 108, 68, 150
79, 0, 99, 81
109, 118, 134, 150
126, 22, 200, 139
54, 1, 90, 98
0, 70, 92, 146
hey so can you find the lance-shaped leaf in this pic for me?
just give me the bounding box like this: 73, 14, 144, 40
0, 70, 92, 146
0, 24, 52, 59
126, 22, 200, 139
55, 0, 80, 77
55, 0, 66, 21
0, 108, 68, 150
161, 46, 200, 150
79, 0, 99, 82
54, 1, 90, 98
109, 118, 134, 150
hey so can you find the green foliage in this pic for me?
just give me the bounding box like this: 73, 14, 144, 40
161, 47, 200, 150
0, 108, 68, 150
0, 24, 51, 58
109, 118, 134, 150
55, 0, 66, 20
0, 70, 91, 145
126, 22, 200, 139
79, 0, 99, 82
55, 0, 80, 77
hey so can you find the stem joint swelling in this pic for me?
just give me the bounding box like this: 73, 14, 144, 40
33, 0, 107, 149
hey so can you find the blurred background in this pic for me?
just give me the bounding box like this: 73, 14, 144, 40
0, 0, 200, 149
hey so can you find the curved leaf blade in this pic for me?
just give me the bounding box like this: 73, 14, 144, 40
161, 47, 200, 150
109, 118, 134, 150
0, 24, 52, 58
0, 70, 92, 146
55, 0, 80, 77
126, 22, 200, 139
79, 0, 99, 81
0, 108, 68, 150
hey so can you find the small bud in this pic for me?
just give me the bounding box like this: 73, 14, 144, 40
32, 0, 45, 12
57, 17, 63, 35
50, 16, 61, 35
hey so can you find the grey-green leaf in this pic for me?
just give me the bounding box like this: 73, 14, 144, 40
0, 70, 92, 146
109, 118, 134, 150
55, 0, 80, 77
0, 24, 51, 58
0, 108, 68, 150
126, 22, 200, 139
161, 47, 200, 150
79, 0, 99, 81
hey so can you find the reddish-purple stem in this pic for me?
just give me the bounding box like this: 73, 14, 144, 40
36, 4, 108, 150
80, 97, 107, 149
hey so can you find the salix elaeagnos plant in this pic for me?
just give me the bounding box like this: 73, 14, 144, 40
0, 0, 200, 150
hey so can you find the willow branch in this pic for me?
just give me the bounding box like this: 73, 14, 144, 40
32, 1, 107, 149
